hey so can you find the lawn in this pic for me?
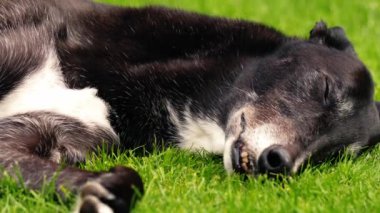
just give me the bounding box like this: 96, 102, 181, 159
1, 0, 380, 212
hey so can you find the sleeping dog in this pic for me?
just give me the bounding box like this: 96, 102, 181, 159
0, 0, 379, 212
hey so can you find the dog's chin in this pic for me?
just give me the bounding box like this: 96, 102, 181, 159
223, 137, 235, 174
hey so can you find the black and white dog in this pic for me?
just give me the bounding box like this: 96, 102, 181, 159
0, 0, 379, 212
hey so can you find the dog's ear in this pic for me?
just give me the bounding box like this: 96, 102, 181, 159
309, 21, 356, 56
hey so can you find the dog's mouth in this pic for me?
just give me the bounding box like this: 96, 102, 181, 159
231, 140, 257, 174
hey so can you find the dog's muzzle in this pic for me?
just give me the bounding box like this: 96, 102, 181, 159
232, 141, 293, 176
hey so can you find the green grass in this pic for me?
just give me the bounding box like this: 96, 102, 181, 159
1, 147, 380, 212
1, 0, 380, 212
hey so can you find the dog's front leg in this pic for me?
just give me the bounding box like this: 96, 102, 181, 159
0, 112, 143, 213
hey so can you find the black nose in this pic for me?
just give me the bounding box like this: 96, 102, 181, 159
258, 145, 292, 175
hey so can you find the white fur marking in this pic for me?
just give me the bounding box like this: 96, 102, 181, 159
223, 136, 235, 173
74, 195, 114, 213
347, 142, 365, 155
0, 50, 113, 130
74, 181, 116, 213
167, 104, 226, 154
291, 152, 309, 174
244, 123, 281, 160
165, 100, 180, 127
339, 100, 354, 115
80, 181, 116, 200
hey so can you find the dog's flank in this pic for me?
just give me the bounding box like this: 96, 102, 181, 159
0, 0, 380, 212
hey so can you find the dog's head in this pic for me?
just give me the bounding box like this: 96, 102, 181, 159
222, 22, 380, 176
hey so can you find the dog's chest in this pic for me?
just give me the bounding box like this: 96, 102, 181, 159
0, 51, 112, 130
166, 102, 226, 154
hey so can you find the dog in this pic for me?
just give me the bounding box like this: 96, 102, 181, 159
0, 0, 379, 212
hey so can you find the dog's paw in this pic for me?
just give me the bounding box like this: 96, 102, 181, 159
74, 166, 144, 213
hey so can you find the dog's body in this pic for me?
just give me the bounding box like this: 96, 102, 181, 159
0, 0, 379, 212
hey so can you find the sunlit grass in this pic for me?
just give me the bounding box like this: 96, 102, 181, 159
1, 145, 379, 212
